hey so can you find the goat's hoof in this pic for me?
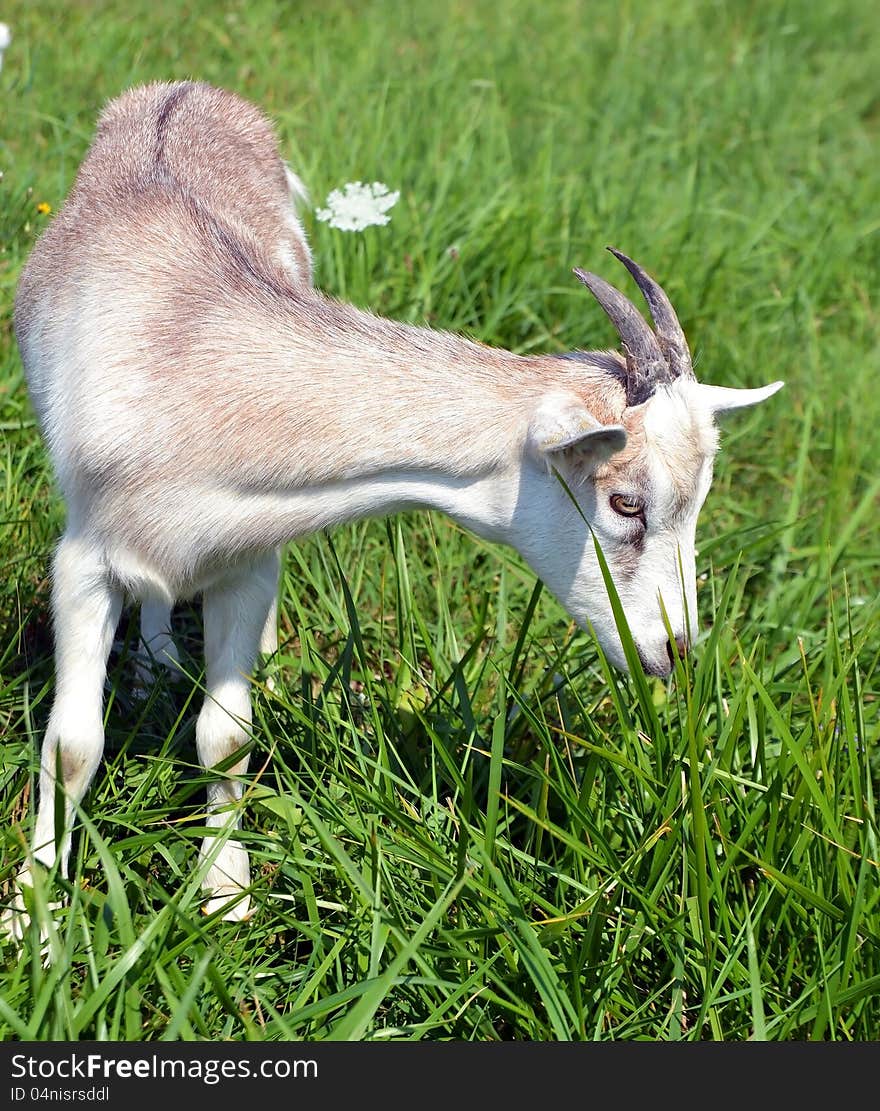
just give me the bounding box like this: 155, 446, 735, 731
0, 902, 29, 944
1, 866, 37, 943
130, 676, 151, 702
1, 889, 61, 962
202, 889, 252, 922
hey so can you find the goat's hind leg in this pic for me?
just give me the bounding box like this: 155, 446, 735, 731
133, 597, 181, 694
4, 533, 122, 937
259, 593, 279, 658
197, 552, 277, 921
256, 547, 281, 693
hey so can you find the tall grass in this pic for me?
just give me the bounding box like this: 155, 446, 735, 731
0, 0, 878, 1039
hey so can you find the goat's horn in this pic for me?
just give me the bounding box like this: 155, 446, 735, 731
572, 267, 669, 407
606, 247, 693, 380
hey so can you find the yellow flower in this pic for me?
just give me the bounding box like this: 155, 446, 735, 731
36, 202, 52, 215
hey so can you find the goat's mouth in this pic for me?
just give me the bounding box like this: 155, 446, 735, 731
638, 634, 692, 678
638, 654, 673, 679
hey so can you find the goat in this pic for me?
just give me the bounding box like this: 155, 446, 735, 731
8, 80, 782, 929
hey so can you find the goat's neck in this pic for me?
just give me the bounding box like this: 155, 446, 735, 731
184, 291, 618, 544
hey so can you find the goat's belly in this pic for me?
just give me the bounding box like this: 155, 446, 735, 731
104, 531, 276, 606
93, 485, 293, 603
93, 474, 444, 603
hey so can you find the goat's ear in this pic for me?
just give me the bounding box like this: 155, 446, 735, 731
694, 380, 784, 415
529, 393, 627, 470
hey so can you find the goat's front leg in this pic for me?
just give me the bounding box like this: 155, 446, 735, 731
197, 552, 277, 921
5, 534, 122, 937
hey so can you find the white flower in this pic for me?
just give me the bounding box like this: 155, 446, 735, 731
315, 181, 399, 232
0, 23, 11, 51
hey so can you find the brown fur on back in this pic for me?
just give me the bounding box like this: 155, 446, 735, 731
28, 81, 308, 306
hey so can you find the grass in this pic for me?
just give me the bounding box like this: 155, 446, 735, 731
0, 0, 879, 1040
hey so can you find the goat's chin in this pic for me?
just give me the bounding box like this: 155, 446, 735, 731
590, 634, 629, 675
603, 651, 672, 679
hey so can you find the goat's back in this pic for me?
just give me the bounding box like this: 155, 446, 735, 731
86, 82, 309, 273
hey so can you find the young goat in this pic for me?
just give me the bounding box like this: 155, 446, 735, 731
10, 81, 781, 926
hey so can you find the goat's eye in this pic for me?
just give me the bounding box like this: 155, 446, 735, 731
610, 494, 645, 519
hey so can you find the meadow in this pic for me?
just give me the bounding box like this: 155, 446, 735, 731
0, 0, 878, 1040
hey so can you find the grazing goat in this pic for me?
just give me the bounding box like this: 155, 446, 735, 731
8, 81, 781, 927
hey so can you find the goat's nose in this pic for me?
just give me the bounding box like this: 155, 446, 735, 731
666, 636, 689, 668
